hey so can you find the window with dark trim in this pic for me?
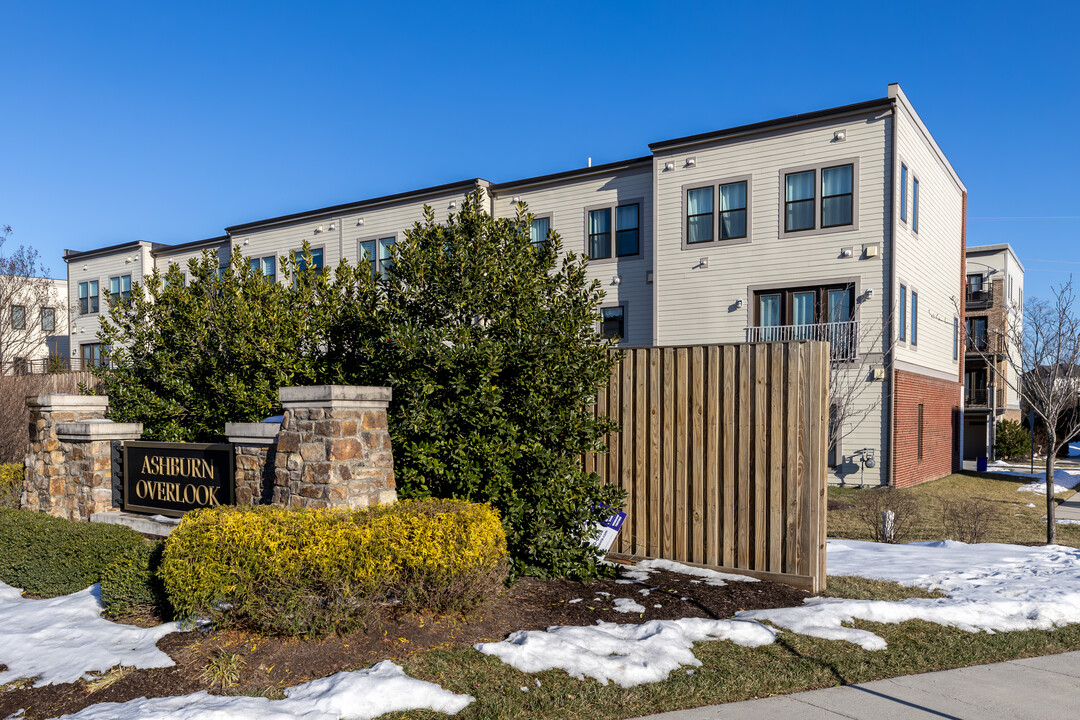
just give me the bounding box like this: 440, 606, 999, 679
900, 163, 908, 223
686, 187, 714, 244
528, 217, 550, 248
917, 404, 924, 460
249, 256, 276, 284
911, 291, 918, 346
912, 177, 920, 233
360, 238, 394, 278
784, 170, 815, 232
108, 274, 132, 302
828, 403, 841, 468
718, 181, 747, 239
686, 180, 748, 245
821, 164, 854, 228
78, 281, 99, 315
589, 204, 640, 259
601, 306, 624, 341
42, 307, 55, 333
899, 284, 907, 341
81, 343, 106, 368
11, 305, 25, 330
293, 247, 324, 273
953, 317, 959, 360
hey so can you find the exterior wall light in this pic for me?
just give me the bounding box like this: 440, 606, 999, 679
448, 201, 457, 209
612, 275, 621, 286
735, 299, 744, 309
664, 161, 675, 172
356, 218, 364, 226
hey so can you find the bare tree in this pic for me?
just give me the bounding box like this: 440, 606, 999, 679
0, 225, 65, 373
977, 279, 1080, 544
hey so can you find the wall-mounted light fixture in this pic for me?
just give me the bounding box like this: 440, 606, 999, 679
512, 196, 521, 204
448, 201, 457, 209
612, 275, 621, 286
840, 247, 853, 258
685, 157, 696, 168
664, 161, 675, 172
834, 130, 847, 142
314, 225, 324, 234
356, 218, 364, 226
864, 288, 874, 300
327, 223, 335, 231
735, 298, 744, 309
646, 271, 654, 284
699, 257, 709, 268
82, 265, 88, 272
242, 238, 249, 246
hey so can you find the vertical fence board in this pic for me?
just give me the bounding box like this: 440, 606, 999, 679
592, 341, 826, 591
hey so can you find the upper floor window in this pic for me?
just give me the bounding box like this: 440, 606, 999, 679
528, 217, 550, 248
899, 284, 907, 341
109, 274, 132, 302
360, 238, 395, 278
78, 280, 99, 315
293, 247, 324, 273
953, 317, 959, 360
912, 177, 920, 233
588, 203, 640, 260
601, 306, 625, 341
781, 161, 858, 236
249, 256, 276, 284
42, 307, 55, 332
11, 305, 25, 330
911, 290, 918, 346
900, 163, 908, 223
686, 179, 749, 246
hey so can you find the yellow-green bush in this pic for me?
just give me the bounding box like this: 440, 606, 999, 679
159, 499, 507, 636
0, 463, 22, 510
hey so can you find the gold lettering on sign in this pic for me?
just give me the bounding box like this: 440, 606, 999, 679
139, 455, 218, 480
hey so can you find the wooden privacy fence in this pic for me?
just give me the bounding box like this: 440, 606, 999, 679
585, 341, 829, 592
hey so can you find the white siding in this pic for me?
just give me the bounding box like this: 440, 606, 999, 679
652, 110, 892, 484
893, 101, 965, 379
67, 244, 152, 361
490, 166, 654, 347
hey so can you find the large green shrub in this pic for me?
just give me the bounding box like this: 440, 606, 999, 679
0, 463, 21, 509
994, 419, 1032, 459
99, 539, 170, 618
160, 500, 508, 636
94, 190, 623, 578
0, 509, 149, 597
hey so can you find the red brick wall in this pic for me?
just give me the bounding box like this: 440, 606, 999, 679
893, 370, 961, 488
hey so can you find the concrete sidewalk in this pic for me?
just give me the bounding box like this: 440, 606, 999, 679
630, 651, 1080, 719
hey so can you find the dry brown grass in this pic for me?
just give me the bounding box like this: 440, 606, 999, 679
828, 472, 1080, 547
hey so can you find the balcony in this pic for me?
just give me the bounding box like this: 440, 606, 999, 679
965, 387, 988, 408
965, 332, 1004, 357
745, 320, 859, 361
8, 357, 105, 375
966, 287, 993, 309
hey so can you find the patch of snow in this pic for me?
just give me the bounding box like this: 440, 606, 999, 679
1056, 519, 1080, 525
595, 591, 612, 597
149, 515, 181, 525
54, 661, 472, 719
614, 579, 636, 585
0, 582, 186, 687
628, 558, 759, 586
1028, 503, 1037, 508
475, 618, 775, 688
740, 539, 1080, 651
567, 598, 582, 604
613, 598, 646, 614
653, 604, 662, 609
985, 464, 1080, 494
638, 589, 651, 596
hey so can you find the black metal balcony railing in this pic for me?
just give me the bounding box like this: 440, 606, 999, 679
8, 357, 105, 375
966, 288, 992, 308
966, 333, 989, 352
745, 320, 859, 361
965, 387, 988, 407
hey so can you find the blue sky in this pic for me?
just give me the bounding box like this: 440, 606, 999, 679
1, 1, 1077, 300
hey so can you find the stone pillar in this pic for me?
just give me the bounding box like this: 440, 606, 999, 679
225, 420, 281, 505
23, 394, 142, 520
272, 386, 396, 510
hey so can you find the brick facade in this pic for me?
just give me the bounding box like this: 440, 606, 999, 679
893, 370, 961, 488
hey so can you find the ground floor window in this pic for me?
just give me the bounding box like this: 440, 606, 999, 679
601, 306, 625, 341
81, 343, 106, 368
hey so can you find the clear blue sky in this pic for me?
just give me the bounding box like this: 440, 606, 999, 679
2, 1, 1077, 301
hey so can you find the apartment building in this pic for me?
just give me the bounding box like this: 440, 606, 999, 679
63, 83, 966, 487
963, 244, 1024, 461
0, 275, 68, 374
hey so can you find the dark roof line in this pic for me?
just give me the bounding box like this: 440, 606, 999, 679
151, 235, 230, 258
490, 156, 652, 193
648, 97, 893, 152
63, 240, 151, 262
225, 178, 487, 234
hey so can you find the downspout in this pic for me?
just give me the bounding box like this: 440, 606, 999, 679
887, 99, 898, 487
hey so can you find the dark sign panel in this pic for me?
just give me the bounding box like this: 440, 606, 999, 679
123, 442, 235, 517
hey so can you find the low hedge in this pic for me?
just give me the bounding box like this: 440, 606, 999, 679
0, 509, 151, 599
0, 463, 21, 509
99, 539, 170, 617
160, 499, 508, 636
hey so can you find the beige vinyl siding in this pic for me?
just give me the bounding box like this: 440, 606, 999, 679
339, 190, 474, 269
490, 166, 654, 347
652, 111, 891, 485
67, 244, 152, 358
893, 101, 964, 379
153, 243, 229, 276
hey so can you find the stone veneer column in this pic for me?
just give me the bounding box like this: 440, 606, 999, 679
23, 394, 142, 520
224, 420, 281, 505
272, 386, 396, 510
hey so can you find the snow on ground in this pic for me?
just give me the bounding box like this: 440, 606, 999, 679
986, 462, 1080, 494
618, 558, 760, 586
0, 582, 186, 687
47, 661, 473, 720
474, 618, 775, 688
740, 539, 1080, 650
612, 598, 646, 614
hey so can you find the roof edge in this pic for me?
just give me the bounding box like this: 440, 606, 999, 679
225, 178, 488, 234
63, 240, 154, 263
966, 243, 1025, 274
151, 235, 230, 258
490, 156, 652, 194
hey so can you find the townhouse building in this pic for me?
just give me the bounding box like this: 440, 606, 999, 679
63, 83, 966, 487
1, 275, 68, 374
963, 244, 1024, 461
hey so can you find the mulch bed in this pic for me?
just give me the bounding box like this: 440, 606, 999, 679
0, 567, 809, 719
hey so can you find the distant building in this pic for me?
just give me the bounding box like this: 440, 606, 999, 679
0, 275, 68, 374
962, 244, 1024, 461
64, 84, 967, 487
